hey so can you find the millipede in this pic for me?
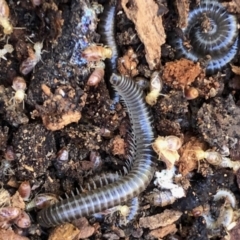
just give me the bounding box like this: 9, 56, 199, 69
97, 2, 120, 105
171, 0, 239, 74
37, 73, 156, 227
86, 172, 140, 225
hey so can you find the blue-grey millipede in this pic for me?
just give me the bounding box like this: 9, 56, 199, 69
170, 0, 239, 74
37, 73, 156, 227
97, 3, 120, 106
86, 172, 139, 225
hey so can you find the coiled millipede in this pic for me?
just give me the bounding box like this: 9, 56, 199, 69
171, 0, 239, 74
37, 73, 156, 227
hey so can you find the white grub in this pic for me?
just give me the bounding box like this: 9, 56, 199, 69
202, 189, 237, 235
213, 188, 236, 209
152, 136, 182, 169
203, 205, 234, 230
145, 71, 163, 106
0, 43, 13, 60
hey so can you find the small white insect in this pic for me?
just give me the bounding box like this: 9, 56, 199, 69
195, 149, 240, 172
20, 41, 43, 75
146, 71, 163, 106
0, 43, 13, 60
8, 77, 27, 109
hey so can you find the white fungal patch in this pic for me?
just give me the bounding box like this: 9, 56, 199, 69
154, 168, 185, 199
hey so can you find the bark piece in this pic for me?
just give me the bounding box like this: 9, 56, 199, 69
121, 0, 166, 70
139, 209, 182, 229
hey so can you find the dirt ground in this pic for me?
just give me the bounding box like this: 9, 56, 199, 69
0, 0, 240, 239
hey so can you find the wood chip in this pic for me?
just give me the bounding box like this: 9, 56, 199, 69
72, 217, 95, 239
139, 209, 182, 230
148, 224, 177, 239
0, 229, 29, 240
229, 220, 240, 240
121, 0, 166, 70
10, 191, 25, 210
231, 64, 240, 75
48, 223, 80, 240
175, 0, 189, 28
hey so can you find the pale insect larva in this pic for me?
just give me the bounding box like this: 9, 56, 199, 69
202, 188, 236, 234
145, 189, 177, 207
37, 73, 156, 227
170, 1, 239, 74
213, 188, 236, 209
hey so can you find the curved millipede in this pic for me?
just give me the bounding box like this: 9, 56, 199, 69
86, 172, 139, 225
171, 0, 239, 74
37, 73, 156, 227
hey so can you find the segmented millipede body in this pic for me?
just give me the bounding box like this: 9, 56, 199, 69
171, 0, 239, 74
37, 73, 156, 227
97, 3, 120, 105
86, 172, 139, 224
